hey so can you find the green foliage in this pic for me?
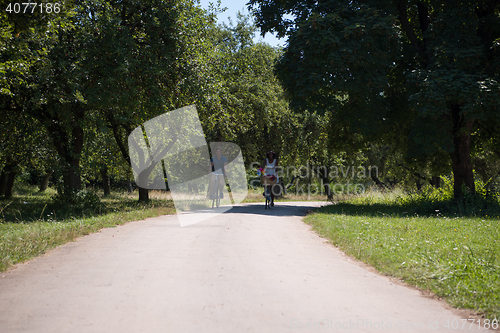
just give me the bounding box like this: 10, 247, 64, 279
1, 0, 222, 199
52, 189, 104, 214
202, 13, 299, 165
249, 0, 500, 197
1, 1, 305, 203
394, 179, 500, 217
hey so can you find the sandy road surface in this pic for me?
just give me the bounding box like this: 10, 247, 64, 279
0, 202, 486, 332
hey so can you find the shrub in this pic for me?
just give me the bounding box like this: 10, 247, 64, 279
395, 178, 500, 217
52, 189, 104, 214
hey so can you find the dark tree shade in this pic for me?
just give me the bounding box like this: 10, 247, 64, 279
249, 0, 500, 197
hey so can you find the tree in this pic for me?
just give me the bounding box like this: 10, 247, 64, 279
80, 118, 130, 196
2, 0, 206, 200
206, 13, 296, 165
101, 0, 223, 201
0, 3, 64, 198
249, 0, 500, 198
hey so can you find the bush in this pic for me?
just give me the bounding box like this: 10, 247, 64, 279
52, 189, 104, 214
395, 178, 500, 217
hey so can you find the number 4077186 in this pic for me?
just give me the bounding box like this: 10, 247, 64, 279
6, 2, 61, 14
444, 318, 498, 330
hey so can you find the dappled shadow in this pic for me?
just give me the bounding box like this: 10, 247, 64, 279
318, 202, 413, 218
159, 201, 331, 227
314, 199, 500, 218
0, 196, 174, 224
176, 202, 330, 222
222, 201, 331, 218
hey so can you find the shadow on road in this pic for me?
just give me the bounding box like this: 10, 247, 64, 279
223, 201, 331, 218
169, 201, 332, 227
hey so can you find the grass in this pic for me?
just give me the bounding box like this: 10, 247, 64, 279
0, 185, 175, 272
304, 190, 500, 320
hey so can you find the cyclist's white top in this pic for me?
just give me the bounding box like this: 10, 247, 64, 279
265, 158, 279, 183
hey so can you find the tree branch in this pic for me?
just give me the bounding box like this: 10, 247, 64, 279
106, 111, 131, 166
417, 1, 429, 50
397, 0, 427, 65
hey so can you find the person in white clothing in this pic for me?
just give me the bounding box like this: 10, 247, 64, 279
207, 146, 228, 200
263, 150, 279, 207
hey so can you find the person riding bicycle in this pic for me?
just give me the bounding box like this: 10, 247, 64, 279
207, 146, 227, 200
263, 150, 279, 207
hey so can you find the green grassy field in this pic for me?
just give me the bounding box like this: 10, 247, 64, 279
304, 191, 500, 320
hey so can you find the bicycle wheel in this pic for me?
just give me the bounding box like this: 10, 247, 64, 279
265, 186, 270, 209
212, 177, 219, 209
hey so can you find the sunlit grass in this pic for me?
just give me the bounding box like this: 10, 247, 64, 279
305, 191, 500, 320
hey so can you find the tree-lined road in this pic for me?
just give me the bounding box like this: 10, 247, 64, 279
0, 202, 483, 332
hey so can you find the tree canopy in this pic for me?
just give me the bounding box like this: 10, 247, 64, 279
249, 0, 500, 197
3, 0, 500, 203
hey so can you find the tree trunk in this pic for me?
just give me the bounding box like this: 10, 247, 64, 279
411, 171, 426, 191
100, 166, 110, 196
449, 106, 475, 198
371, 174, 388, 190
139, 187, 149, 202
4, 170, 17, 199
416, 178, 422, 191
430, 175, 441, 188
323, 181, 332, 200
136, 167, 151, 202
0, 163, 15, 198
39, 170, 53, 192
0, 170, 7, 197
42, 105, 85, 196
62, 157, 82, 195
107, 113, 150, 202
319, 166, 332, 200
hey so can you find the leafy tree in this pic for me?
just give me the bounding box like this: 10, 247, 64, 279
80, 118, 130, 196
2, 0, 208, 201
101, 0, 223, 201
0, 3, 64, 198
207, 13, 296, 165
249, 0, 500, 198
0, 0, 58, 35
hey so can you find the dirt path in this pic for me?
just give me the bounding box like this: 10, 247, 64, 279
0, 202, 485, 332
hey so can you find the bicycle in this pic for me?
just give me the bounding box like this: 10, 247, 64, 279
261, 175, 277, 209
211, 173, 224, 208
264, 184, 272, 209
